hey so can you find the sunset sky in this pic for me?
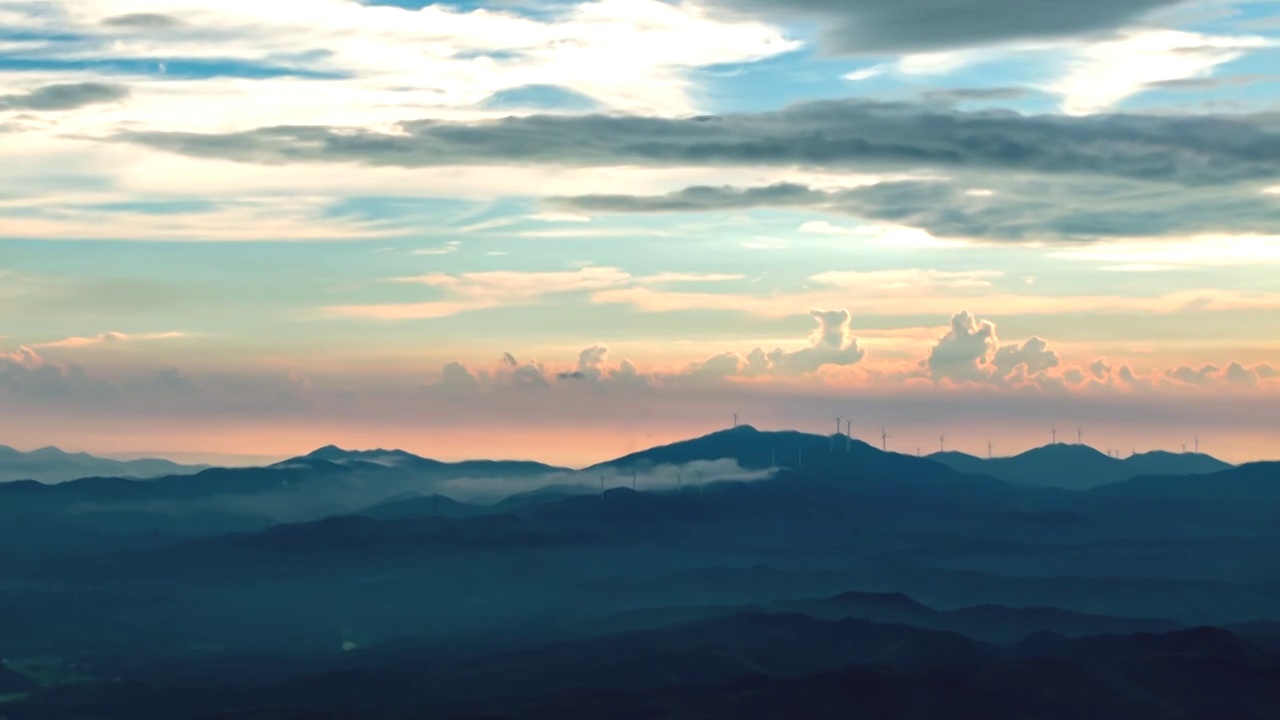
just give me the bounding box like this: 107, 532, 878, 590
3, 0, 1280, 465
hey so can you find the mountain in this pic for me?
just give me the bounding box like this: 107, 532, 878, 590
299, 445, 569, 477
927, 443, 1232, 489
770, 591, 1183, 644
1089, 461, 1280, 508
564, 591, 1183, 646
0, 444, 209, 484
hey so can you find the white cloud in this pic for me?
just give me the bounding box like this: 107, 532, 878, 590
1048, 29, 1274, 114
843, 65, 886, 81
7, 0, 797, 125
34, 331, 188, 349
810, 269, 1003, 292
412, 241, 462, 255
1049, 234, 1280, 267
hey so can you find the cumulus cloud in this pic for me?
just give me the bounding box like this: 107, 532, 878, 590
0, 346, 118, 403
434, 361, 482, 393
992, 336, 1061, 378
0, 83, 130, 112
684, 308, 866, 379
926, 311, 999, 382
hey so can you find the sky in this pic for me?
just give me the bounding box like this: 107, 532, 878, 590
2, 0, 1280, 466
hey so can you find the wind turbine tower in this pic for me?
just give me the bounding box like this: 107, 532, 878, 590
939, 434, 945, 453
1051, 427, 1057, 444
880, 428, 890, 452
987, 440, 993, 459
1195, 436, 1200, 453
732, 412, 738, 428
1077, 426, 1083, 445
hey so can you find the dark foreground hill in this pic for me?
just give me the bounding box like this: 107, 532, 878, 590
15, 613, 1280, 720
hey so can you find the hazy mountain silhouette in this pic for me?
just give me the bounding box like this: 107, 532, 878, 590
302, 445, 568, 476
1086, 461, 1280, 515
0, 444, 209, 484
927, 443, 1232, 489
564, 590, 1183, 645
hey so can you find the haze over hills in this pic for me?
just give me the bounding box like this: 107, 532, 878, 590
0, 444, 210, 484
0, 426, 1277, 719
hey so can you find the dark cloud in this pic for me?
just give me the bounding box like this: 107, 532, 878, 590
0, 83, 130, 112
919, 87, 1040, 104
101, 13, 185, 29
692, 0, 1184, 54
1143, 75, 1275, 92
552, 177, 1280, 241
114, 99, 1280, 186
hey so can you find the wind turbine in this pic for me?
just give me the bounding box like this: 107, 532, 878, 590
631, 468, 637, 490
835, 416, 842, 435
880, 428, 890, 452
987, 440, 993, 459
732, 412, 738, 428
1194, 436, 1200, 453
1077, 426, 1083, 445
939, 434, 946, 453
1051, 427, 1057, 444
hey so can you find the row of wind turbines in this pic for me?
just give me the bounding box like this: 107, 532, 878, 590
731, 413, 1203, 460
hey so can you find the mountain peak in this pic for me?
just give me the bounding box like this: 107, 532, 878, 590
305, 445, 351, 460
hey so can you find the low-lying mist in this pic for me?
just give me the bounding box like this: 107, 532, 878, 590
59, 458, 775, 531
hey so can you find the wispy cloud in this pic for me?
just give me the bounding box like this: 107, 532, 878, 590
34, 331, 188, 349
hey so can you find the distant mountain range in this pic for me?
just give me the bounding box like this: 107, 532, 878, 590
0, 429, 1237, 492
0, 444, 209, 484
927, 443, 1234, 489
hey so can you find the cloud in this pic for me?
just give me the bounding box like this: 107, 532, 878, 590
920, 312, 1065, 386
100, 13, 185, 29
0, 346, 118, 404
115, 98, 1280, 187
992, 336, 1061, 377
694, 0, 1185, 54
0, 83, 130, 112
323, 266, 633, 319
926, 311, 999, 382
684, 308, 866, 379
434, 361, 482, 393
34, 331, 187, 350
11, 0, 796, 120
551, 178, 1280, 243
1049, 30, 1274, 115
